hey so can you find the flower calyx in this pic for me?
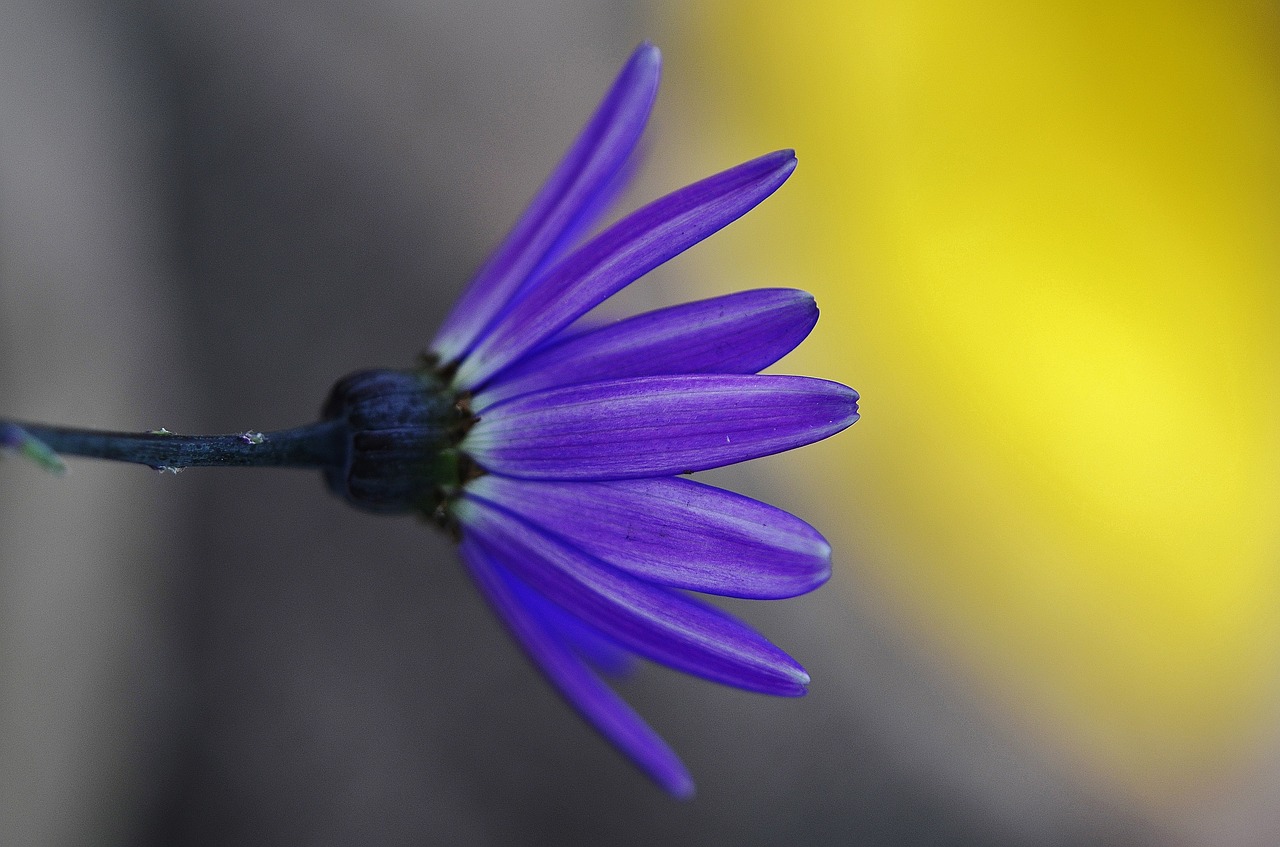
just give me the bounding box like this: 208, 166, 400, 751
320, 368, 479, 517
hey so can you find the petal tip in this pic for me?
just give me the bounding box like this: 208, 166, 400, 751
666, 772, 697, 800
807, 560, 834, 593
623, 42, 662, 92
768, 151, 798, 185
844, 385, 861, 421
633, 41, 662, 66
777, 659, 812, 694
781, 287, 818, 313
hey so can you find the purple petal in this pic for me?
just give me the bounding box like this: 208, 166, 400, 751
473, 289, 819, 408
463, 374, 859, 480
431, 44, 661, 363
456, 494, 811, 696
459, 539, 694, 797
467, 475, 831, 599
520, 140, 648, 298
454, 151, 799, 389
504, 566, 637, 676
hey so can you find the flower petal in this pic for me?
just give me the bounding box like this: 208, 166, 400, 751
504, 564, 637, 676
467, 475, 831, 599
459, 539, 693, 797
520, 141, 648, 297
472, 288, 819, 408
454, 150, 799, 389
455, 493, 811, 696
431, 43, 661, 364
463, 374, 859, 480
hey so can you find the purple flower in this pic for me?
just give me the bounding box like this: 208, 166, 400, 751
430, 43, 859, 796
1, 40, 857, 798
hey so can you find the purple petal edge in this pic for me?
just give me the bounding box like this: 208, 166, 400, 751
518, 140, 649, 303
455, 150, 798, 389
460, 539, 695, 797
473, 288, 819, 408
464, 374, 859, 480
506, 564, 637, 676
431, 43, 661, 363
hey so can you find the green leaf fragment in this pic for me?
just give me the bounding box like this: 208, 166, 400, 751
2, 425, 68, 476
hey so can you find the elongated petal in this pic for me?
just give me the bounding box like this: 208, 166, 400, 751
456, 494, 811, 696
473, 289, 819, 408
464, 374, 859, 480
455, 151, 798, 389
431, 44, 661, 363
520, 142, 648, 297
504, 565, 636, 676
459, 539, 693, 797
467, 475, 831, 599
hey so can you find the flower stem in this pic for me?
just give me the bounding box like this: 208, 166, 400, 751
0, 418, 346, 472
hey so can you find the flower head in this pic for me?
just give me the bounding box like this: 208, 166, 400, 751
2, 41, 858, 799
415, 43, 858, 796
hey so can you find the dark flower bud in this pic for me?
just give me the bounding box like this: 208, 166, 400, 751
320, 369, 473, 515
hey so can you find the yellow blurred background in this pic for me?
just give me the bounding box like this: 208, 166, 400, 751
663, 0, 1280, 814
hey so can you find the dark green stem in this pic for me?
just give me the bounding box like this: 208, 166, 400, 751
2, 418, 345, 471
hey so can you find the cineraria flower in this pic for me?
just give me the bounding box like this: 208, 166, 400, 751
1, 43, 858, 796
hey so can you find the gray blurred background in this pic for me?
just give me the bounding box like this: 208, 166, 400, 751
0, 2, 1162, 845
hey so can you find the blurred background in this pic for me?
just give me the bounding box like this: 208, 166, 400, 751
1, 1, 1277, 845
